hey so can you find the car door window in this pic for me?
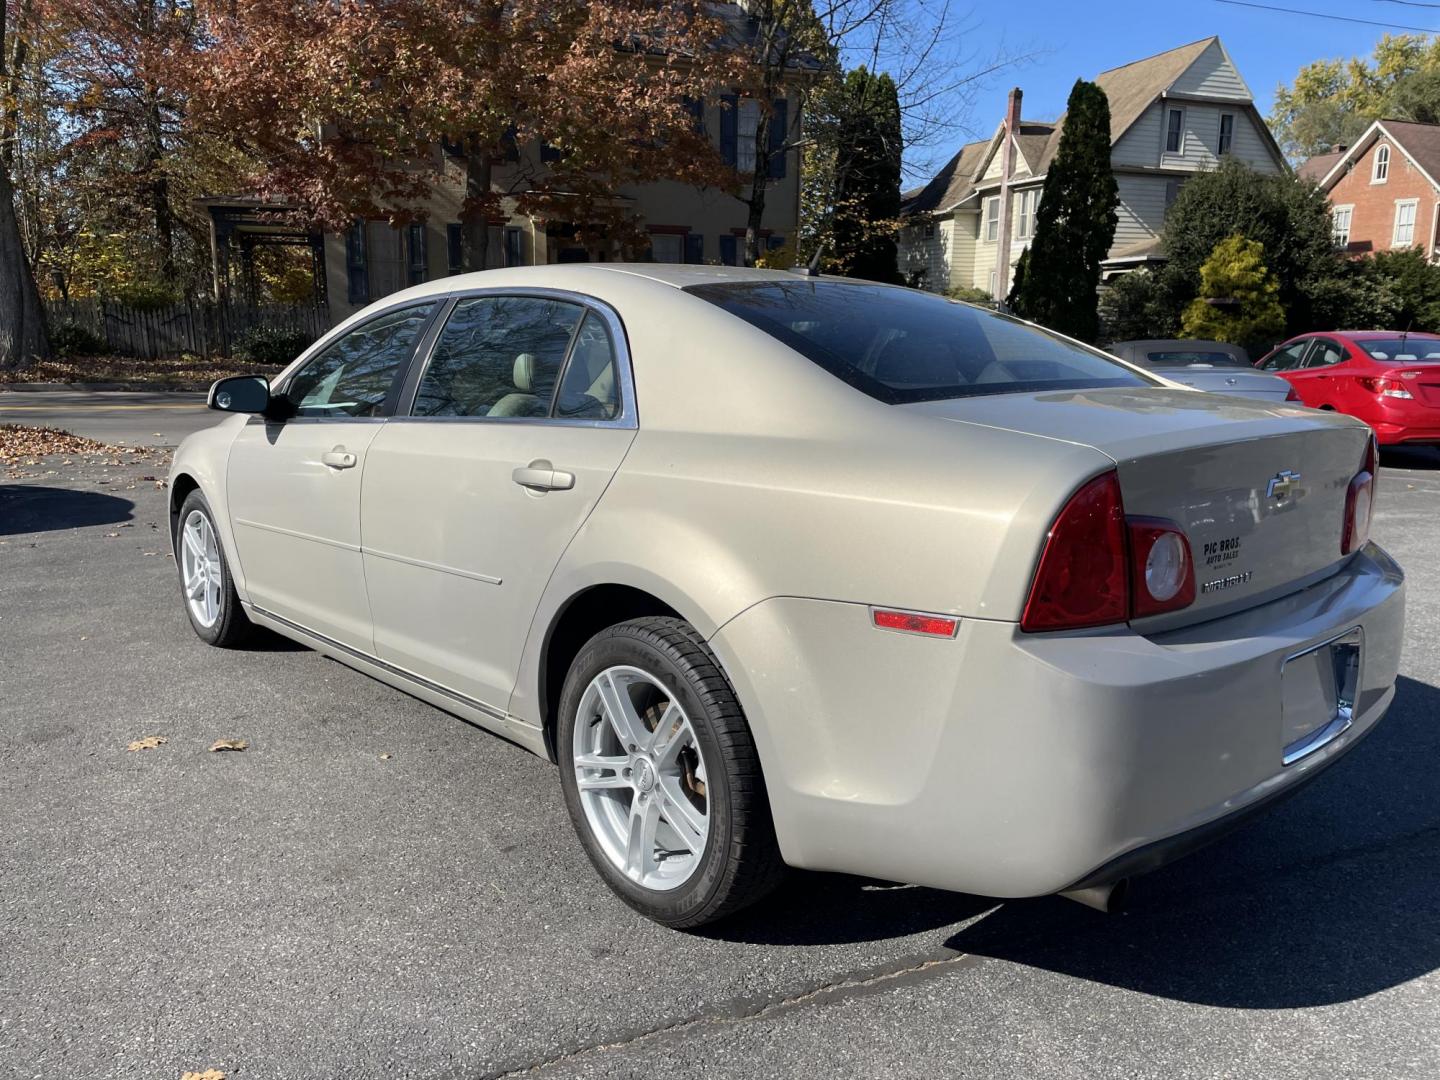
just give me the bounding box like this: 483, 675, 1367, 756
285, 304, 434, 417
554, 312, 621, 420
1305, 339, 1346, 368
1259, 341, 1309, 371
413, 295, 584, 418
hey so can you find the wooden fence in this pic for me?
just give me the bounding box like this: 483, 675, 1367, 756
44, 298, 333, 359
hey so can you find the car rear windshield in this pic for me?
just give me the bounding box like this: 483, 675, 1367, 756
684, 280, 1152, 404
1358, 337, 1440, 362
1145, 350, 1248, 368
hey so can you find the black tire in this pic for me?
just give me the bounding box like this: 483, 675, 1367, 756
556, 616, 785, 928
173, 489, 254, 648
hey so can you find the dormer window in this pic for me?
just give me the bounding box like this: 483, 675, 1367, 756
1374, 144, 1390, 183
1165, 108, 1185, 154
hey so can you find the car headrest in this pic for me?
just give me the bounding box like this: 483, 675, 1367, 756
513, 353, 538, 392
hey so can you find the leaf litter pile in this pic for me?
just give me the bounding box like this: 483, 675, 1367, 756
1, 423, 160, 467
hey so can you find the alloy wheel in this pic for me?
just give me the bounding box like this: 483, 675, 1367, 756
179, 509, 223, 628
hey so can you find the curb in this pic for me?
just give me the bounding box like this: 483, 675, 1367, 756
0, 382, 212, 393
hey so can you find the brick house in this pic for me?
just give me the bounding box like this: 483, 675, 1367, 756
1303, 119, 1440, 259
898, 37, 1288, 297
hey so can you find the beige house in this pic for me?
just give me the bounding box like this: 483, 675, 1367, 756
323, 89, 802, 318
899, 37, 1288, 296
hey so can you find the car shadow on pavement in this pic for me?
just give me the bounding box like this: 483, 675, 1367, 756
945, 673, 1440, 1008
0, 484, 134, 536
1381, 445, 1440, 470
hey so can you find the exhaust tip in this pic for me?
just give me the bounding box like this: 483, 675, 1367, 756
1060, 878, 1130, 914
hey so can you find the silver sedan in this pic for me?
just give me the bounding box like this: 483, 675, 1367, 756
169, 266, 1404, 927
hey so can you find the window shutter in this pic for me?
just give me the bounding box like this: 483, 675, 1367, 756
407, 224, 428, 285
767, 98, 788, 179
767, 234, 784, 251
346, 221, 369, 304
684, 97, 706, 135
684, 233, 704, 264
719, 234, 737, 266
720, 94, 738, 167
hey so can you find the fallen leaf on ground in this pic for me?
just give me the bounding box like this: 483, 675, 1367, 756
209, 739, 248, 752
379, 753, 393, 760
0, 424, 158, 464
126, 736, 168, 752
180, 1070, 226, 1080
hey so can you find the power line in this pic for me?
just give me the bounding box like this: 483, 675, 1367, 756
1213, 0, 1435, 31
1374, 0, 1440, 11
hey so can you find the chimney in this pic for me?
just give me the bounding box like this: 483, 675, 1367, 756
1006, 87, 1024, 136
994, 88, 1023, 306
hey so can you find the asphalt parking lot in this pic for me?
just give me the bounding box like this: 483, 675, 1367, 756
2, 411, 1439, 1079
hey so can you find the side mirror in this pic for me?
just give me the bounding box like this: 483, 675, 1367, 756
208, 375, 272, 415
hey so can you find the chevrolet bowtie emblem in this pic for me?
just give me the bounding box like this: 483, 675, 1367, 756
1266, 469, 1301, 500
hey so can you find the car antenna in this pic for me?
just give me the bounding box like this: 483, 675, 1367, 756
794, 243, 825, 277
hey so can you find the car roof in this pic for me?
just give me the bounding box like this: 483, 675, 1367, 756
1330, 330, 1440, 341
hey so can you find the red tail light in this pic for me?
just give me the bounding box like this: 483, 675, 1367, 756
1357, 375, 1414, 399
1342, 437, 1378, 555
1022, 471, 1197, 632
1021, 472, 1128, 631
1285, 385, 1302, 402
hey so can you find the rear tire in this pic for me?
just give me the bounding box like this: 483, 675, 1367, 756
174, 490, 253, 648
557, 617, 785, 928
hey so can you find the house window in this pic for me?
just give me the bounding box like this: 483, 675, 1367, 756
1017, 190, 1037, 240
924, 221, 936, 239
345, 221, 369, 305
504, 226, 523, 267
1393, 199, 1418, 247
649, 233, 684, 264
446, 224, 463, 274
1164, 179, 1183, 214
1218, 114, 1234, 156
406, 223, 427, 285
1374, 144, 1390, 183
983, 197, 1000, 242
736, 99, 760, 173
1165, 108, 1185, 154
1332, 205, 1353, 249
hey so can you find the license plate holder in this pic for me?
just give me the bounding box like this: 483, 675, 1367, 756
1281, 627, 1363, 766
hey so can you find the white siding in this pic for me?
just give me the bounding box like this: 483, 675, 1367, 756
1113, 174, 1169, 250
1169, 40, 1252, 101
981, 144, 1031, 182
1114, 102, 1279, 173
899, 221, 947, 291
945, 213, 979, 291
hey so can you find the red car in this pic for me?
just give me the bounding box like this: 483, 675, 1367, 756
1257, 331, 1440, 445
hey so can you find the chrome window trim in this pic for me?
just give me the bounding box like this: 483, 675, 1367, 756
397, 286, 639, 430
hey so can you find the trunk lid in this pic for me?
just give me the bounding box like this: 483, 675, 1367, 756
1153, 367, 1293, 401
906, 387, 1372, 626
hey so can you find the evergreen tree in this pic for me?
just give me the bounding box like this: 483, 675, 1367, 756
1014, 79, 1118, 343
1005, 247, 1030, 315
831, 66, 902, 284
1181, 234, 1286, 351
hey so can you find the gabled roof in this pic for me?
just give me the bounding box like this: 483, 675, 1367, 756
1313, 118, 1440, 194
901, 138, 990, 214
1298, 149, 1344, 183
906, 36, 1285, 217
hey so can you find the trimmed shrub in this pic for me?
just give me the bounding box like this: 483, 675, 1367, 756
49, 321, 111, 358
232, 326, 315, 367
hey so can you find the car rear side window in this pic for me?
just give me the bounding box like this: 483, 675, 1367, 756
413, 296, 584, 418
684, 280, 1150, 403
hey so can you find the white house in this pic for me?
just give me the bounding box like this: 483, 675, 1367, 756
899, 37, 1289, 296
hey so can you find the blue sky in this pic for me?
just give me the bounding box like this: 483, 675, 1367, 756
897, 0, 1411, 177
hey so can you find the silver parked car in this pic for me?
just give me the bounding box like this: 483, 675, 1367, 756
1109, 339, 1299, 401
170, 267, 1403, 927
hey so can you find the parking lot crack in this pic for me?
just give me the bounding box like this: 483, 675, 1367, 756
481, 949, 981, 1078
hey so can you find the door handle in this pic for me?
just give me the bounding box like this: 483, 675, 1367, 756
512, 460, 575, 492
322, 447, 357, 470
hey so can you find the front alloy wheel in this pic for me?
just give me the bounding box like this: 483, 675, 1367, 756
557, 617, 784, 928
173, 489, 252, 647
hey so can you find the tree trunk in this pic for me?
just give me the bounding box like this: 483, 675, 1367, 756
461, 148, 493, 272
0, 163, 49, 369
145, 92, 175, 281
743, 107, 771, 267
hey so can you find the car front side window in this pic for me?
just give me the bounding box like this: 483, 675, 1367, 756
412, 295, 584, 418
284, 304, 435, 418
